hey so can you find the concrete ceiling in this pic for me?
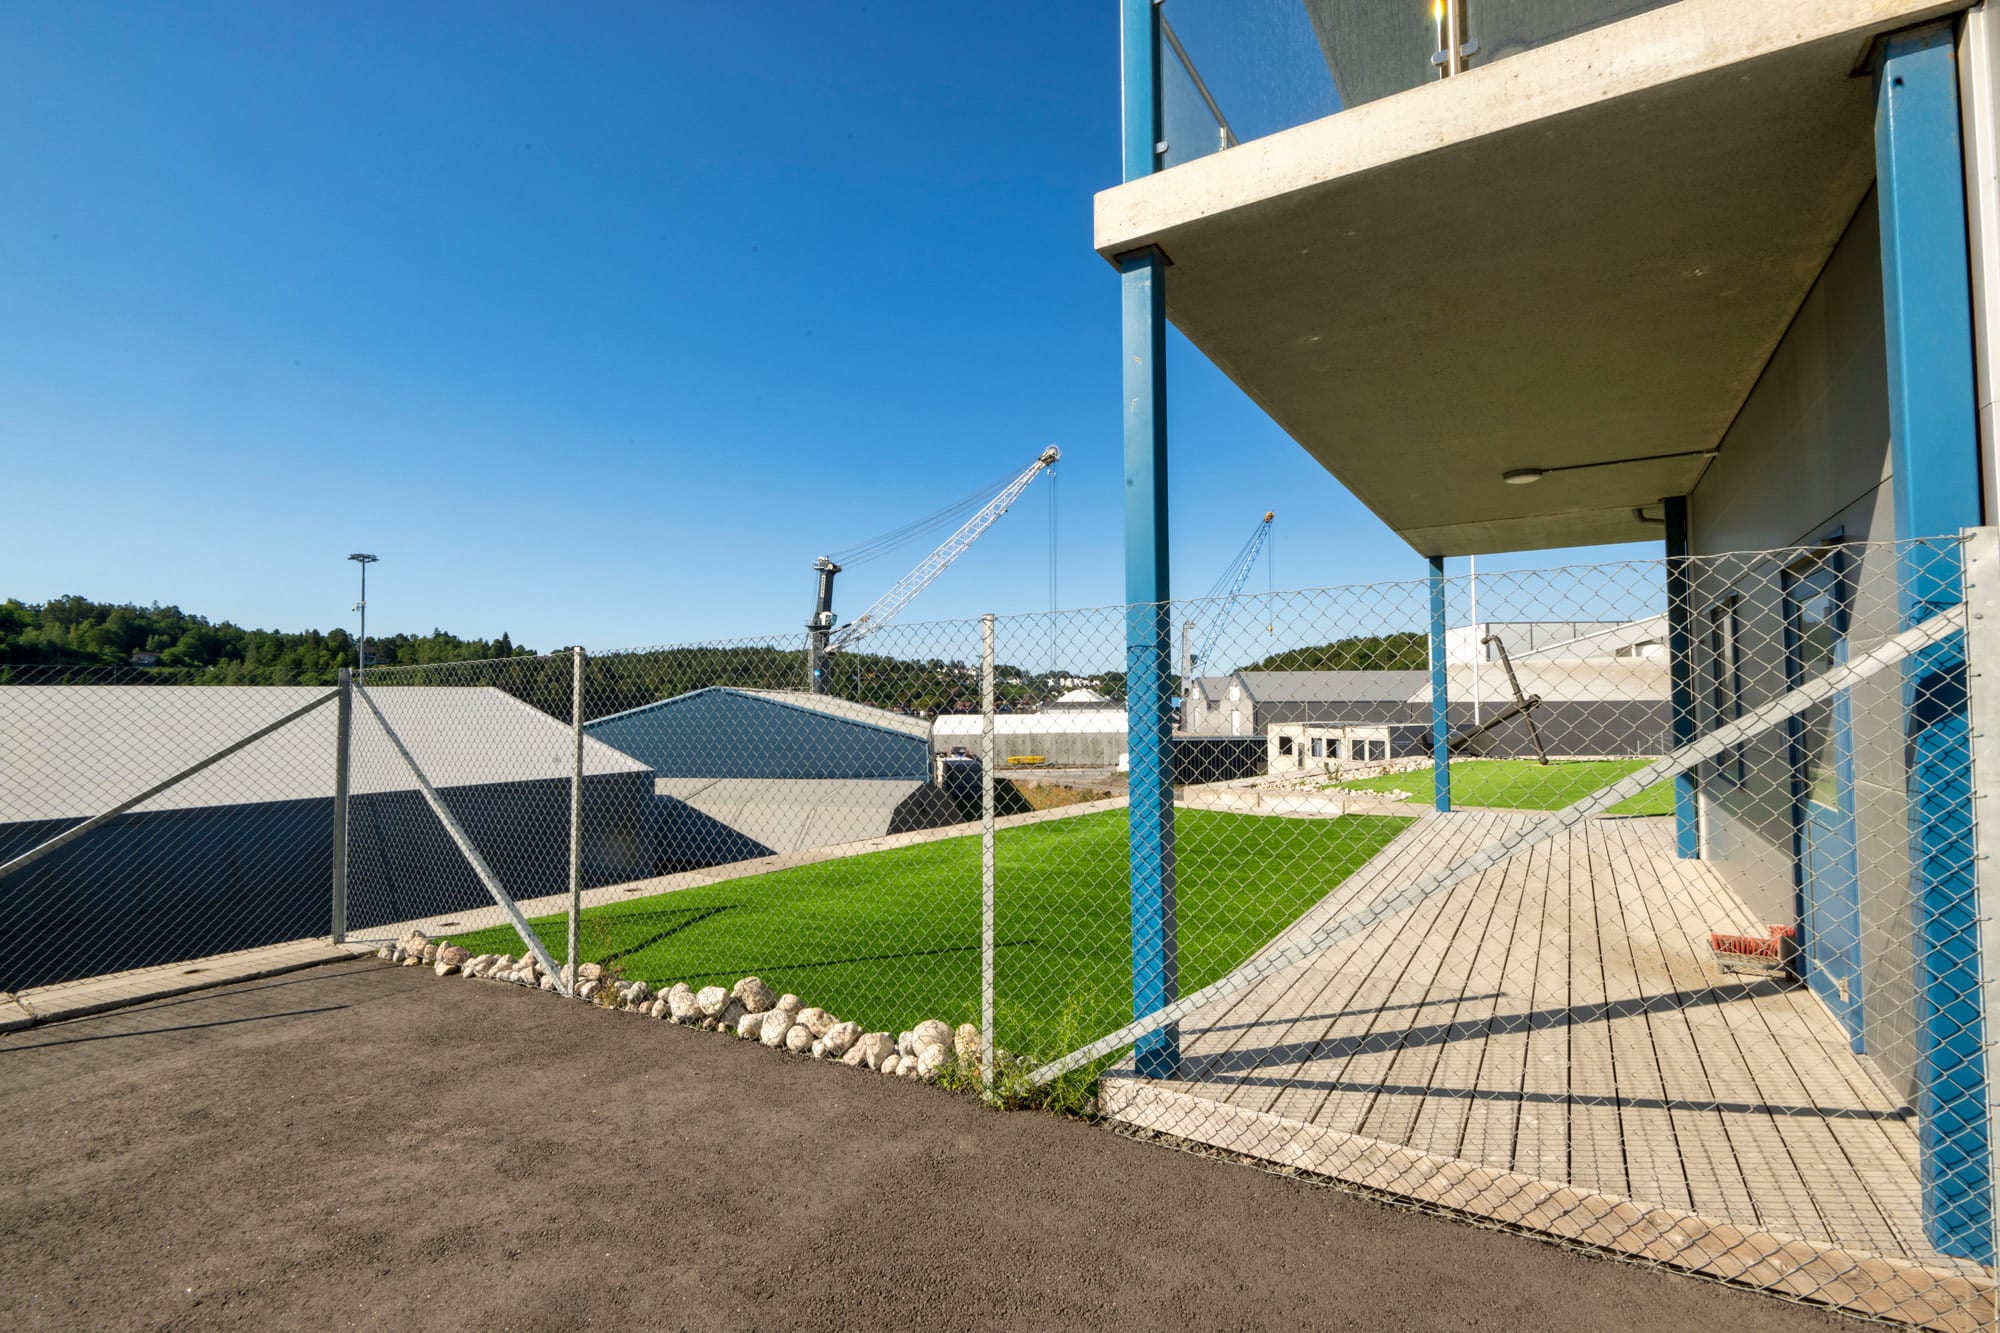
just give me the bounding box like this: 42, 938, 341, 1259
1094, 0, 1967, 556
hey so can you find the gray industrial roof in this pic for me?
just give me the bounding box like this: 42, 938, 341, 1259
1, 684, 650, 824
732, 689, 933, 740
590, 687, 933, 743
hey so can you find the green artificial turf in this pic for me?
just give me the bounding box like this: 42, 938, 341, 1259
1328, 757, 1672, 816
449, 807, 1411, 1066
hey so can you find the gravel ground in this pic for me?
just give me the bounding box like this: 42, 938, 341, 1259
0, 958, 1849, 1331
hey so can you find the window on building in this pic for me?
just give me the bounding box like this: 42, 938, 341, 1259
1327, 739, 1341, 760
1708, 596, 1744, 784
1277, 735, 1293, 756
1310, 737, 1323, 758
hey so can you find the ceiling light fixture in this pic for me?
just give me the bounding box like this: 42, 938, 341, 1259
1499, 448, 1717, 485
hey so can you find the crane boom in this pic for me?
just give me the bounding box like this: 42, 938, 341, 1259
1190, 511, 1273, 674
808, 444, 1059, 691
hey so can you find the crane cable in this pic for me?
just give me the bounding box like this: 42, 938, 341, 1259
1048, 461, 1060, 682
830, 466, 1023, 568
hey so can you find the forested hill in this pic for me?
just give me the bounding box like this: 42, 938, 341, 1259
0, 595, 532, 684
1239, 631, 1429, 673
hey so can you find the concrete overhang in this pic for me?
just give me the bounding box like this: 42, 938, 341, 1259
1094, 0, 1969, 557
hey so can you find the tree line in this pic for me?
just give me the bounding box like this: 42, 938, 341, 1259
0, 595, 531, 685
1240, 631, 1429, 673
0, 598, 1116, 720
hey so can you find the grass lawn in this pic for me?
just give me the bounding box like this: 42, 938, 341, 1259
450, 807, 1411, 1070
1328, 757, 1671, 816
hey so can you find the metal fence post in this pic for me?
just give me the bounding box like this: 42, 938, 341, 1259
1664, 496, 1700, 858
331, 667, 351, 945
980, 613, 997, 1094
1428, 555, 1452, 812
568, 645, 584, 994
1965, 527, 2000, 1274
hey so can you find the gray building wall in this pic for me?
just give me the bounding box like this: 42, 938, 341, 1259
931, 713, 1129, 769
0, 771, 654, 991
651, 776, 960, 872
1684, 192, 1918, 1096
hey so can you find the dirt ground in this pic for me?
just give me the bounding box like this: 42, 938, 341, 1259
1, 959, 1847, 1331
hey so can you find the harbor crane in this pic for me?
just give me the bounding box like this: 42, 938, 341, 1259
807, 444, 1060, 692
1182, 511, 1275, 679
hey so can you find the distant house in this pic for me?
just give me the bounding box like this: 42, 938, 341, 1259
128, 650, 161, 667
1045, 686, 1115, 710
1184, 632, 1669, 772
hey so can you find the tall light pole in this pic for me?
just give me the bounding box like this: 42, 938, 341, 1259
347, 553, 378, 680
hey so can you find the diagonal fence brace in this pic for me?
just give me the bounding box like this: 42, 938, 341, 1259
353, 683, 571, 994
1030, 602, 1970, 1087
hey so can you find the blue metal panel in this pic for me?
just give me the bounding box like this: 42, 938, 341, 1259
1663, 496, 1699, 858
584, 689, 930, 782
1874, 19, 1988, 1264
1428, 556, 1451, 813
1122, 243, 1178, 1078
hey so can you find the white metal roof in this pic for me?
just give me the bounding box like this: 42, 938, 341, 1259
0, 684, 650, 824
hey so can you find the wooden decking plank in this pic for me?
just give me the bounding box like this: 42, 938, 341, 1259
1359, 809, 1540, 1152
1241, 812, 1506, 1126
1402, 819, 1540, 1162
1456, 834, 1556, 1174
1595, 818, 1768, 1231
1103, 801, 1966, 1317
1608, 818, 1862, 1247
1588, 819, 1696, 1215
1515, 830, 1577, 1184
1187, 813, 1486, 1116
1172, 815, 1447, 1079
1294, 812, 1521, 1133
1564, 821, 1628, 1201
1632, 819, 1935, 1263
1619, 819, 1911, 1241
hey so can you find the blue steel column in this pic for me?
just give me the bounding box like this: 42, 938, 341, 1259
1663, 497, 1699, 858
1121, 0, 1177, 1078
1428, 556, 1452, 812
1875, 19, 1988, 1263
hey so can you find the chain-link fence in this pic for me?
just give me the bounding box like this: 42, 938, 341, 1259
4, 533, 1996, 1325
0, 663, 344, 995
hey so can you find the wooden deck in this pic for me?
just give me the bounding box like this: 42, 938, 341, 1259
1103, 811, 1995, 1328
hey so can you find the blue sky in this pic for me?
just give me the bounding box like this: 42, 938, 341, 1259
1, 2, 1651, 653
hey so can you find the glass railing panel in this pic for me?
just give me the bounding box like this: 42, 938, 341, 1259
1470, 0, 1680, 67
1151, 0, 1690, 173
1159, 0, 1348, 169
